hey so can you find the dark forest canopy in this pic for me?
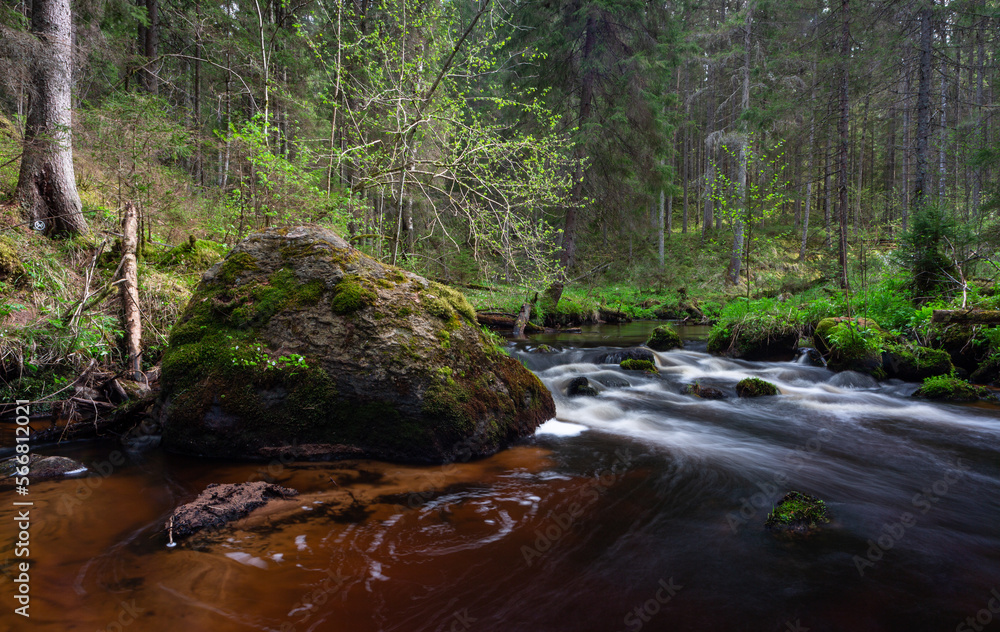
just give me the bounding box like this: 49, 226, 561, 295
0, 0, 998, 293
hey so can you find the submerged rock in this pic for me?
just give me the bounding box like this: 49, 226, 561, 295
735, 377, 778, 397
682, 382, 725, 399
0, 454, 86, 481
566, 376, 599, 397
166, 481, 298, 541
646, 325, 682, 351
159, 225, 554, 463
764, 491, 831, 535
599, 347, 654, 364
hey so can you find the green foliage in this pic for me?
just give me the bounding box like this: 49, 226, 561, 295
914, 374, 992, 402
896, 204, 961, 300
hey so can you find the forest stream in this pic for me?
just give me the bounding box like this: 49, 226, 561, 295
3, 323, 999, 632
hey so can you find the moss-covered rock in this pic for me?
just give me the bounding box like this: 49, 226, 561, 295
735, 377, 778, 397
764, 491, 831, 535
646, 325, 682, 351
970, 355, 1000, 386
927, 324, 990, 374
913, 375, 995, 402
814, 317, 886, 376
159, 225, 554, 464
707, 323, 798, 361
620, 359, 657, 373
566, 376, 598, 397
883, 344, 954, 382
682, 382, 724, 399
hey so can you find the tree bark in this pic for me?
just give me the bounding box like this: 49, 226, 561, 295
121, 203, 142, 381
16, 0, 88, 236
546, 13, 596, 308
837, 0, 851, 290
914, 4, 932, 209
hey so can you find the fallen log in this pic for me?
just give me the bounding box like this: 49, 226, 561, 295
931, 310, 1000, 325
476, 311, 544, 333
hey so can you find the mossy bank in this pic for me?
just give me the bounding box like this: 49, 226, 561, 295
159, 226, 554, 463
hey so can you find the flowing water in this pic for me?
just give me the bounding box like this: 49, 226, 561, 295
3, 323, 1000, 632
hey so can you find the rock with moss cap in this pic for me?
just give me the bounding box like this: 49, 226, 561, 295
764, 491, 831, 535
646, 325, 682, 351
913, 375, 995, 402
735, 377, 778, 397
814, 317, 886, 376
159, 225, 554, 464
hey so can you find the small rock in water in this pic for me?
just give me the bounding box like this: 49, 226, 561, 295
764, 491, 831, 536
735, 377, 779, 397
682, 382, 725, 399
796, 347, 826, 367
0, 454, 87, 481
566, 376, 599, 397
165, 481, 298, 541
620, 359, 657, 373
827, 371, 879, 390
599, 347, 655, 364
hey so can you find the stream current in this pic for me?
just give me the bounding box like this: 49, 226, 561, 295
2, 322, 999, 632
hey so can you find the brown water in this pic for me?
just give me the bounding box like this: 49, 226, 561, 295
3, 328, 1000, 632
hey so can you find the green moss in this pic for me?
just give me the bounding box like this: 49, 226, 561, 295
160, 238, 228, 270
331, 274, 377, 314
646, 325, 682, 351
735, 377, 778, 397
437, 330, 451, 349
218, 252, 258, 284
914, 375, 994, 402
620, 359, 657, 373
0, 237, 25, 283
764, 491, 830, 531
884, 343, 953, 381
422, 293, 455, 321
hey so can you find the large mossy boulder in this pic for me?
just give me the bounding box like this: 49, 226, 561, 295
882, 343, 954, 382
813, 317, 886, 376
706, 323, 798, 361
646, 325, 682, 351
159, 226, 554, 463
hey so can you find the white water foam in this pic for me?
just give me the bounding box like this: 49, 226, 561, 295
536, 418, 588, 437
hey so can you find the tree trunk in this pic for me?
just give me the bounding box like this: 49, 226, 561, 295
914, 4, 932, 209
139, 0, 158, 94
546, 13, 596, 308
901, 48, 911, 229
837, 0, 851, 290
16, 0, 88, 236
658, 188, 665, 267
728, 2, 753, 286
121, 203, 142, 381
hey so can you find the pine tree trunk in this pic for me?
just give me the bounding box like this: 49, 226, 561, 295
914, 4, 932, 208
837, 0, 851, 290
16, 0, 88, 236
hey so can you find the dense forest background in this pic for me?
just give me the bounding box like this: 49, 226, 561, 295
0, 0, 999, 392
